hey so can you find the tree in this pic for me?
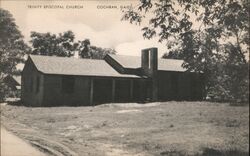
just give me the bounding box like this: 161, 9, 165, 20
162, 50, 184, 59
78, 39, 116, 59
0, 8, 30, 101
122, 0, 249, 102
31, 32, 116, 59
78, 39, 92, 58
30, 30, 78, 57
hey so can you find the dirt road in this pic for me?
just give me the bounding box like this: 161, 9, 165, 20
1, 127, 46, 156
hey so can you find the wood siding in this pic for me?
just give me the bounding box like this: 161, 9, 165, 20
158, 71, 204, 101
43, 75, 91, 106
21, 58, 44, 106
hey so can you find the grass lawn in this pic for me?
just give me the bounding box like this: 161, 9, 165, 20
1, 101, 249, 156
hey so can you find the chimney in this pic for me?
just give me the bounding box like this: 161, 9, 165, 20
141, 47, 158, 77
141, 47, 158, 101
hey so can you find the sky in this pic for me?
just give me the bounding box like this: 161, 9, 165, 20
1, 0, 168, 57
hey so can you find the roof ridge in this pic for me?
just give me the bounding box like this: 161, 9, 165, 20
108, 54, 184, 61
108, 54, 140, 57
29, 54, 105, 62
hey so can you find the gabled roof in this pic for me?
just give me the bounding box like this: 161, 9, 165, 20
29, 55, 141, 78
12, 76, 21, 85
3, 75, 21, 85
108, 54, 186, 72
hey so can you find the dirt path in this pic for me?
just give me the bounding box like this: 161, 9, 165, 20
1, 127, 46, 156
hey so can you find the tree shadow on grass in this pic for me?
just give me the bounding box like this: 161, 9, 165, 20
160, 148, 249, 156
200, 148, 248, 156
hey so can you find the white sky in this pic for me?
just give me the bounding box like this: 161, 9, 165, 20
1, 0, 168, 57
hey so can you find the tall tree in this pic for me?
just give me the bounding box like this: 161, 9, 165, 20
0, 8, 30, 101
30, 30, 78, 57
122, 0, 249, 102
31, 33, 116, 59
